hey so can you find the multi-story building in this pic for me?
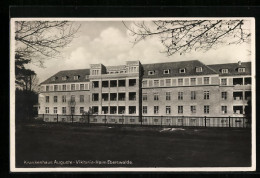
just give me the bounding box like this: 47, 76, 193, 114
38, 60, 251, 123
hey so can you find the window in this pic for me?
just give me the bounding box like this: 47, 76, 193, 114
166, 106, 171, 114
71, 107, 75, 114
166, 79, 171, 86
62, 85, 66, 91
62, 107, 66, 114
196, 67, 202, 72
85, 75, 89, 79
45, 107, 49, 114
54, 107, 57, 114
51, 77, 56, 81
190, 78, 196, 85
178, 92, 183, 100
74, 75, 79, 80
204, 77, 210, 84
191, 106, 196, 113
102, 81, 109, 88
142, 80, 148, 87
71, 95, 75, 102
221, 78, 227, 85
129, 79, 137, 86
221, 92, 227, 100
222, 69, 229, 73
80, 107, 84, 114
142, 93, 147, 101
80, 95, 84, 102
154, 93, 159, 100
204, 105, 210, 114
154, 80, 159, 87
238, 67, 245, 73
191, 91, 196, 100
166, 92, 171, 100
129, 92, 136, 101
46, 86, 49, 91
244, 77, 251, 85
92, 93, 99, 101
118, 93, 125, 101
110, 93, 117, 101
129, 106, 136, 114
178, 78, 183, 86
118, 106, 125, 114
62, 95, 66, 103
110, 80, 117, 87
233, 92, 243, 100
143, 106, 147, 114
179, 68, 186, 73
164, 69, 170, 74
62, 76, 67, 81
92, 69, 100, 75
204, 91, 209, 100
148, 71, 155, 75
233, 78, 243, 85
80, 84, 84, 90
245, 91, 251, 100
71, 84, 75, 91
178, 106, 183, 114
54, 85, 58, 91
54, 96, 58, 103
102, 93, 109, 101
221, 106, 227, 114
154, 106, 159, 114
92, 81, 99, 88
118, 80, 126, 87
45, 96, 49, 103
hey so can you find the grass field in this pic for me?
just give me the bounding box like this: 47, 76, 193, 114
15, 123, 251, 168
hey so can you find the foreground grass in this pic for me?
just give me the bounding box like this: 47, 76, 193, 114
15, 123, 251, 168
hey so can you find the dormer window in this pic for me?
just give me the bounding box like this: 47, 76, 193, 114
51, 77, 57, 81
74, 75, 79, 80
238, 67, 245, 73
163, 69, 170, 74
221, 69, 229, 74
148, 71, 155, 75
85, 75, 89, 79
62, 76, 67, 81
196, 67, 202, 72
179, 68, 186, 73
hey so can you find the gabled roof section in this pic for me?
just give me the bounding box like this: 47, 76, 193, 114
142, 60, 218, 78
41, 69, 90, 84
207, 62, 251, 76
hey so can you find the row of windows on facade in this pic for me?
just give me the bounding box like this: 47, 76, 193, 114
45, 91, 251, 103
142, 77, 251, 88
143, 91, 250, 101
44, 106, 137, 115
45, 83, 89, 92
143, 77, 210, 87
148, 67, 203, 75
92, 79, 137, 88
52, 75, 88, 81
147, 67, 246, 76
44, 105, 232, 115
91, 66, 139, 75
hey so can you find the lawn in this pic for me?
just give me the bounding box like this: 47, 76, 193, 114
15, 123, 251, 168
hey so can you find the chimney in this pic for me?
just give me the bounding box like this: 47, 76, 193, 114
238, 61, 242, 65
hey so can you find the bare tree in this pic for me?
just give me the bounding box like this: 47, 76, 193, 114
15, 21, 80, 88
123, 20, 251, 56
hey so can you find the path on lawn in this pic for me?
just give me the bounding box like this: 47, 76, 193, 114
15, 123, 251, 168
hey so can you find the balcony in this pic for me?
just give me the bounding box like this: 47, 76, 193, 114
233, 92, 243, 101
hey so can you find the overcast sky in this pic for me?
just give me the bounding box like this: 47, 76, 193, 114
26, 20, 252, 83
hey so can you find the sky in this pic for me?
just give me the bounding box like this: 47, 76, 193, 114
25, 20, 252, 83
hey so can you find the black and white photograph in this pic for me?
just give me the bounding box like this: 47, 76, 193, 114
10, 18, 255, 172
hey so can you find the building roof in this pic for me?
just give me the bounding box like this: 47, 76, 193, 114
142, 60, 218, 78
207, 62, 251, 76
40, 69, 90, 84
